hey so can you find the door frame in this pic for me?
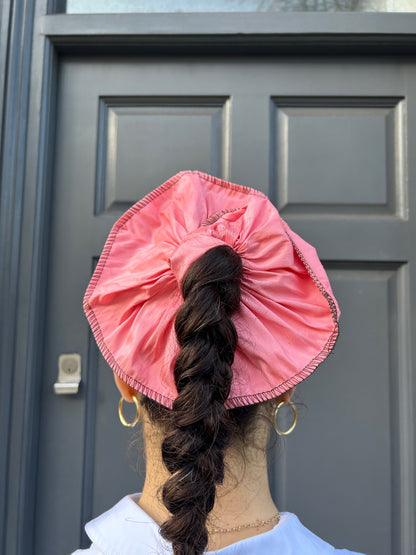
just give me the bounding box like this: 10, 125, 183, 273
1, 4, 415, 554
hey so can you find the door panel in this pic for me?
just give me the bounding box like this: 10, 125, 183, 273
35, 56, 416, 555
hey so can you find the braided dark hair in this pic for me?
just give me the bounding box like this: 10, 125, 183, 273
146, 244, 251, 555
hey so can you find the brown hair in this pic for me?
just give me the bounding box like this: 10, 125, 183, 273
142, 245, 259, 555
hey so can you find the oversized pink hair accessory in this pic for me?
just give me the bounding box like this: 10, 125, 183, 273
83, 171, 340, 409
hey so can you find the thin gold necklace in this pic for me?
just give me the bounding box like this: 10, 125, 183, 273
208, 512, 281, 534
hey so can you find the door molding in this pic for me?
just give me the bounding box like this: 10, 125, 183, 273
2, 7, 416, 554
40, 12, 416, 55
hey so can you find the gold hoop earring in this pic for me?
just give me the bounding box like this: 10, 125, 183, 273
273, 401, 297, 436
118, 395, 141, 427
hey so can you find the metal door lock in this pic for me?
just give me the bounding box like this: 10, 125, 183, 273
54, 353, 81, 394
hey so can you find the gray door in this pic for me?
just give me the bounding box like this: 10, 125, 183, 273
33, 55, 416, 555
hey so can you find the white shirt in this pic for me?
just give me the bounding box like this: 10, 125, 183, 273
72, 494, 365, 555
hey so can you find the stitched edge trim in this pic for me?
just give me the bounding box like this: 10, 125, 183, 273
201, 206, 246, 227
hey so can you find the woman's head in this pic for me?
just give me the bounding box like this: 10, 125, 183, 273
85, 171, 339, 554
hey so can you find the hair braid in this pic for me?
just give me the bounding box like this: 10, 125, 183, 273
160, 245, 243, 555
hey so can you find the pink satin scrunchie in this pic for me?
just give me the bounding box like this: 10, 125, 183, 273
84, 171, 339, 409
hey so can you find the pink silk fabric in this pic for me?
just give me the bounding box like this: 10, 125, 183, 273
84, 171, 340, 409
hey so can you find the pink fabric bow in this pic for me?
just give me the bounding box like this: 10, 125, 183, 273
84, 171, 339, 408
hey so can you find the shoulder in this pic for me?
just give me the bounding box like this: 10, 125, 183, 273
209, 513, 366, 555
264, 512, 366, 555
70, 493, 171, 555
276, 512, 366, 554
